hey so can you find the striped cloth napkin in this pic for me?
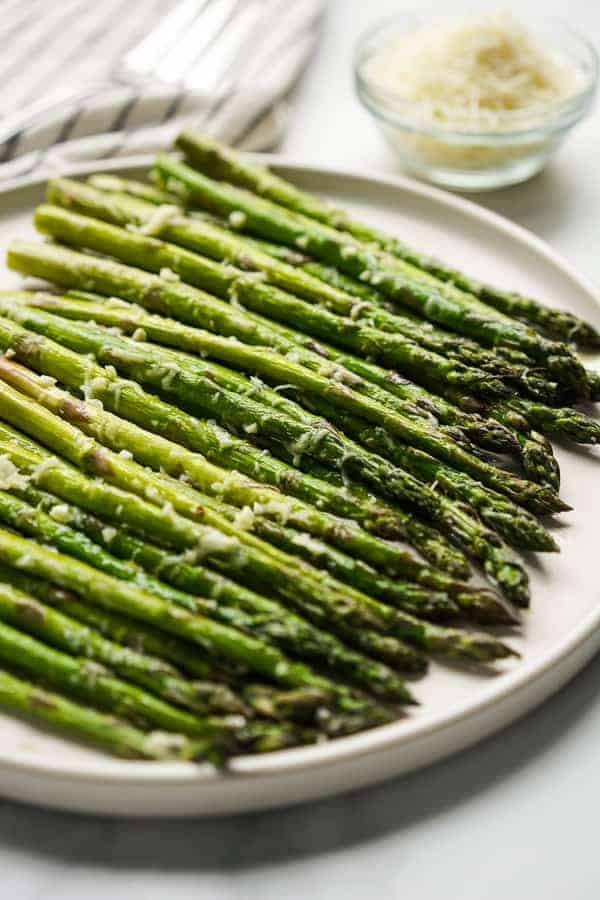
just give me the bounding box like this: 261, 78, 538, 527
0, 0, 324, 180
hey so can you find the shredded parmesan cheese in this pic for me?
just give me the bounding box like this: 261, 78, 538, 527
160, 267, 180, 283
365, 12, 580, 132
101, 526, 117, 544
228, 210, 247, 229
48, 504, 72, 523
195, 528, 238, 560
0, 456, 29, 490
137, 205, 180, 237
233, 506, 255, 531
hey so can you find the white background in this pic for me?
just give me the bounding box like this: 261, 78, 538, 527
3, 0, 600, 897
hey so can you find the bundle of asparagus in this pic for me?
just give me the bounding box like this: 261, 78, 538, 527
0, 130, 597, 764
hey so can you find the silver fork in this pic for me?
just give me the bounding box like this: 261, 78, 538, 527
0, 0, 310, 156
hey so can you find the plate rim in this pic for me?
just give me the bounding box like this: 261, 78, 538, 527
0, 153, 598, 792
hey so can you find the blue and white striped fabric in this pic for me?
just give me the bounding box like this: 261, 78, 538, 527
0, 0, 324, 179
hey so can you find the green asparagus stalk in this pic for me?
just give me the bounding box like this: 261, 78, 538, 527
18, 205, 523, 458
0, 316, 479, 590
154, 153, 589, 399
586, 368, 600, 402
0, 503, 241, 685
46, 180, 551, 395
89, 173, 180, 205
0, 474, 423, 679
86, 173, 569, 432
20, 475, 514, 631
0, 340, 531, 610
266, 254, 564, 406
0, 436, 422, 698
87, 179, 574, 407
0, 564, 248, 717
0, 312, 465, 581
0, 408, 457, 626
0, 341, 471, 601
0, 603, 247, 752
20, 285, 521, 492
0, 485, 429, 702
494, 398, 600, 445
14, 294, 564, 529
61, 286, 527, 469
0, 387, 515, 665
0, 320, 531, 607
0, 299, 566, 528
176, 131, 600, 349
0, 516, 383, 699
296, 394, 557, 552
11, 232, 508, 403
0, 299, 475, 578
0, 666, 217, 760
0, 564, 334, 730
488, 402, 560, 490
0, 344, 556, 560
3, 552, 385, 735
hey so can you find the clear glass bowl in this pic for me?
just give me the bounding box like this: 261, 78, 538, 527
354, 14, 598, 191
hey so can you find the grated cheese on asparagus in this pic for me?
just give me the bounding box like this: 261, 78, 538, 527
136, 205, 180, 237
0, 456, 30, 490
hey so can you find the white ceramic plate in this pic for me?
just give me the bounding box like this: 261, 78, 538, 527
0, 156, 598, 818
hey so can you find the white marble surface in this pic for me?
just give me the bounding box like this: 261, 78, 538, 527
3, 0, 600, 896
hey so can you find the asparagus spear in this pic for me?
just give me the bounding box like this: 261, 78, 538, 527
296, 395, 557, 552
0, 345, 556, 558
493, 398, 600, 445
0, 565, 247, 717
10, 289, 501, 469
0, 408, 457, 626
89, 173, 180, 205
86, 173, 570, 418
20, 474, 514, 630
0, 564, 335, 732
3, 550, 386, 735
0, 326, 531, 607
176, 130, 600, 349
10, 234, 508, 403
488, 402, 560, 490
0, 341, 468, 597
0, 312, 462, 577
0, 328, 536, 602
0, 666, 216, 760
0, 299, 566, 525
0, 426, 464, 652
82, 178, 573, 406
0, 606, 247, 752
0, 438, 425, 699
46, 180, 550, 393
0, 514, 386, 700
0, 387, 515, 664
18, 205, 523, 459
0, 483, 428, 695
13, 295, 564, 528
0, 481, 423, 680
154, 153, 589, 399
0, 316, 476, 586
62, 287, 528, 471
0, 495, 240, 685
